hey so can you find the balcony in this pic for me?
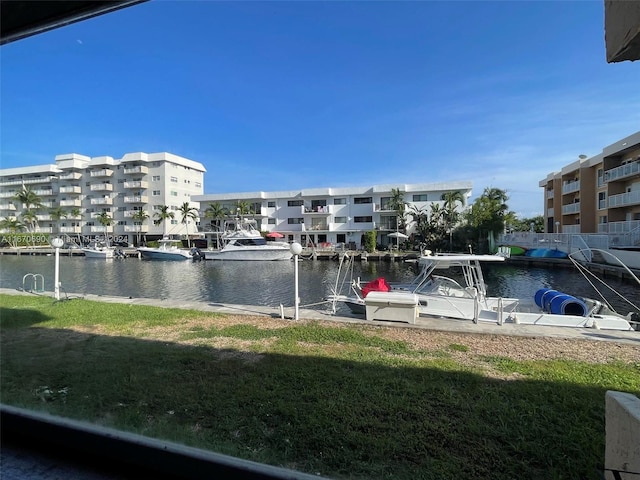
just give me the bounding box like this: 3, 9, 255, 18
0, 203, 16, 211
562, 181, 580, 195
36, 214, 51, 221
36, 227, 53, 233
90, 184, 113, 192
90, 169, 113, 178
90, 197, 113, 205
58, 172, 82, 181
123, 181, 148, 189
60, 226, 81, 234
546, 207, 554, 217
59, 186, 81, 194
90, 226, 109, 233
123, 166, 149, 175
0, 176, 56, 186
0, 192, 16, 198
124, 225, 149, 233
308, 222, 329, 231
598, 220, 640, 234
604, 161, 640, 183
32, 189, 54, 196
302, 205, 331, 215
561, 202, 580, 215
546, 190, 554, 199
60, 199, 81, 207
124, 196, 148, 204
608, 190, 640, 208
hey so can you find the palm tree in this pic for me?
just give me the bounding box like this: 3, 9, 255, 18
153, 205, 175, 237
388, 188, 407, 231
69, 208, 83, 245
441, 191, 465, 250
14, 187, 43, 233
49, 206, 68, 238
131, 209, 149, 246
95, 211, 112, 244
236, 201, 252, 216
178, 202, 199, 248
203, 203, 227, 232
0, 217, 25, 247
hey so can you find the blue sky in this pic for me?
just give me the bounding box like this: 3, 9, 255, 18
1, 0, 639, 218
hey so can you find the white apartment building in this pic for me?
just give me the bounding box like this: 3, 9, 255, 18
0, 152, 206, 245
193, 182, 472, 249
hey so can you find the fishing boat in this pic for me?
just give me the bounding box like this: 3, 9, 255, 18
81, 239, 117, 259
328, 250, 639, 331
137, 239, 193, 261
204, 222, 292, 261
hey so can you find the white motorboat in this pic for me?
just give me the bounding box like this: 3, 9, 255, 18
81, 240, 118, 259
138, 239, 194, 261
204, 223, 292, 261
328, 250, 640, 331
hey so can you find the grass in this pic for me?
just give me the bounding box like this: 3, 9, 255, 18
1, 293, 638, 480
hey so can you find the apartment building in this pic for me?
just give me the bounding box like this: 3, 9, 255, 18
193, 182, 472, 248
0, 152, 206, 244
539, 131, 640, 238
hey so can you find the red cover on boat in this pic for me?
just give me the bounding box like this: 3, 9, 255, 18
361, 277, 391, 297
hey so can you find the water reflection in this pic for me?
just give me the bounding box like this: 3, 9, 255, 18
0, 255, 638, 315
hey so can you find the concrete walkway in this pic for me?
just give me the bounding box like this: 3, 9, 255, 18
2, 287, 638, 345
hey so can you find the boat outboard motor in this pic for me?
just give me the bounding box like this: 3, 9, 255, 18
191, 247, 203, 262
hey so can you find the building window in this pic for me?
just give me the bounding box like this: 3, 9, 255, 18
334, 216, 347, 223
268, 218, 276, 224
152, 190, 161, 196
334, 198, 346, 205
311, 200, 327, 208
152, 175, 161, 181
354, 197, 372, 204
195, 182, 201, 188
170, 176, 178, 183
354, 216, 372, 223
288, 218, 304, 224
413, 194, 428, 202
380, 197, 391, 209
288, 200, 303, 207
268, 201, 276, 208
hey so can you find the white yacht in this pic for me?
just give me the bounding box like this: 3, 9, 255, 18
204, 222, 292, 261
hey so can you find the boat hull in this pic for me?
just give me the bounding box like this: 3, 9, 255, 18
82, 248, 115, 259
138, 248, 191, 261
204, 247, 292, 261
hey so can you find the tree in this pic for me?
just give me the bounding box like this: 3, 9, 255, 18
14, 187, 43, 233
49, 206, 68, 237
388, 188, 407, 231
153, 205, 175, 237
465, 187, 509, 253
236, 201, 252, 216
96, 211, 113, 244
441, 191, 465, 250
178, 202, 198, 248
0, 217, 25, 247
132, 209, 150, 246
69, 208, 83, 245
203, 203, 227, 232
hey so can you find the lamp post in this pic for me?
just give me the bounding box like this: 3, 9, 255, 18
51, 237, 64, 300
290, 242, 302, 320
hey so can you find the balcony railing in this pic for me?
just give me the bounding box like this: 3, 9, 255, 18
90, 169, 113, 177
90, 184, 113, 192
561, 202, 580, 215
546, 207, 554, 217
124, 225, 149, 233
60, 199, 81, 207
562, 181, 580, 194
60, 226, 81, 233
0, 204, 16, 210
58, 172, 82, 181
597, 220, 640, 234
302, 205, 331, 214
123, 166, 149, 175
608, 190, 640, 208
32, 189, 54, 196
123, 181, 148, 189
124, 196, 148, 204
0, 176, 56, 186
604, 161, 640, 183
59, 186, 81, 194
90, 198, 113, 205
546, 190, 554, 199
36, 214, 51, 221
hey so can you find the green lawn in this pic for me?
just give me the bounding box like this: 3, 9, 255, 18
1, 293, 638, 480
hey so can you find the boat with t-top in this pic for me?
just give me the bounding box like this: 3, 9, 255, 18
81, 238, 119, 259
137, 239, 194, 261
328, 250, 639, 331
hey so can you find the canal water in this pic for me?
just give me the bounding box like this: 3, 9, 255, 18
0, 255, 638, 316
